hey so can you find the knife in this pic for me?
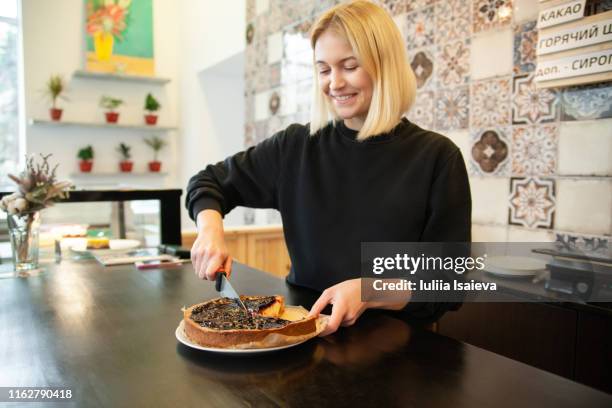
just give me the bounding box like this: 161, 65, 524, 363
215, 269, 249, 314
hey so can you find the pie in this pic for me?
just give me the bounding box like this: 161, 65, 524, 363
182, 295, 318, 348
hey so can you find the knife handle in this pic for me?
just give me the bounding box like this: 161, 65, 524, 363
214, 269, 226, 292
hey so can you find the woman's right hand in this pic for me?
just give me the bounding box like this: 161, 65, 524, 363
191, 209, 232, 280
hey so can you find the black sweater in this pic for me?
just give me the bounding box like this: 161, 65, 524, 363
186, 119, 472, 321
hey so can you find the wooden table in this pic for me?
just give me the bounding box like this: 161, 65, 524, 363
0, 260, 610, 407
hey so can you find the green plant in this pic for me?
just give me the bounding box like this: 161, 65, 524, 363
116, 143, 131, 160
44, 74, 67, 108
143, 136, 167, 161
144, 93, 161, 112
99, 96, 124, 111
77, 145, 94, 161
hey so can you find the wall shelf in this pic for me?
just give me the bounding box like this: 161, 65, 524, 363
29, 119, 177, 132
70, 172, 168, 178
73, 70, 171, 85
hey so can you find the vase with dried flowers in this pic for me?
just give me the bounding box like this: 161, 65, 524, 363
0, 155, 72, 276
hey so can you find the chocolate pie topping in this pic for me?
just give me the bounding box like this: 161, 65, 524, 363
190, 296, 289, 330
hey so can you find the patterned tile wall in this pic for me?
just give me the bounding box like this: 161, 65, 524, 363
243, 0, 612, 243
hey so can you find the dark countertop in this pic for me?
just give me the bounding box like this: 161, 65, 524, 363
466, 269, 612, 317
0, 260, 610, 407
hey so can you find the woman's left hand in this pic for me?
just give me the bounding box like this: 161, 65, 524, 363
308, 278, 369, 336
308, 278, 411, 336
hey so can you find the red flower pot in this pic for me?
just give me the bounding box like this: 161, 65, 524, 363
148, 161, 161, 172
105, 112, 119, 123
79, 160, 93, 172
144, 114, 158, 125
50, 108, 63, 121
119, 161, 133, 172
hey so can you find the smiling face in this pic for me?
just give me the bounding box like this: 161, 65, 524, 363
314, 30, 373, 131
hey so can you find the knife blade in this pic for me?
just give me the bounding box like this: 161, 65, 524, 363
215, 269, 249, 314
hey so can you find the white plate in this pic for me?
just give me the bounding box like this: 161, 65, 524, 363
484, 256, 547, 277
67, 238, 141, 253
175, 320, 316, 354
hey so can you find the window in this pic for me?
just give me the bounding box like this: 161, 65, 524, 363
0, 0, 20, 180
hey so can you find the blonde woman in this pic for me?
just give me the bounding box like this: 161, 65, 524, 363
187, 1, 471, 336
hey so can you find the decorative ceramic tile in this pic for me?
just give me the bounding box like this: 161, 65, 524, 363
245, 92, 255, 123
269, 62, 281, 88
471, 177, 511, 225
406, 90, 434, 129
509, 177, 556, 229
436, 39, 470, 87
471, 28, 513, 80
512, 74, 558, 124
560, 82, 612, 121
244, 122, 256, 148
268, 91, 280, 115
473, 0, 513, 33
272, 0, 298, 28
267, 32, 284, 64
255, 0, 270, 16
435, 0, 471, 43
555, 179, 612, 235
254, 120, 268, 144
314, 0, 340, 16
558, 120, 612, 176
280, 84, 298, 116
246, 0, 256, 22
443, 130, 470, 167
255, 91, 270, 121
410, 48, 435, 90
473, 224, 509, 242
471, 78, 512, 128
267, 115, 283, 135
381, 0, 410, 16
382, 0, 436, 15
408, 0, 436, 10
507, 226, 555, 242
513, 21, 537, 74
246, 23, 255, 45
470, 128, 511, 176
513, 0, 539, 23
404, 6, 435, 49
434, 86, 469, 130
511, 125, 558, 176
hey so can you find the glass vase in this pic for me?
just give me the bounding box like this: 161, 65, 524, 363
7, 211, 41, 275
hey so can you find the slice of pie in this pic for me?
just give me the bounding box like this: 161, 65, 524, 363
182, 295, 318, 348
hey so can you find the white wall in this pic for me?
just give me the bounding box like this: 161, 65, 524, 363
21, 0, 180, 188
20, 0, 247, 232
177, 0, 246, 231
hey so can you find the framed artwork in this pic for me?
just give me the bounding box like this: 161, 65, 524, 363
85, 0, 154, 75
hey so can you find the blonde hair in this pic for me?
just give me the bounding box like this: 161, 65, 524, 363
309, 0, 417, 140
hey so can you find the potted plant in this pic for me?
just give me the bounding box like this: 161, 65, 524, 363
144, 93, 161, 125
143, 136, 167, 172
116, 142, 133, 172
44, 74, 67, 121
77, 145, 94, 172
99, 96, 124, 123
